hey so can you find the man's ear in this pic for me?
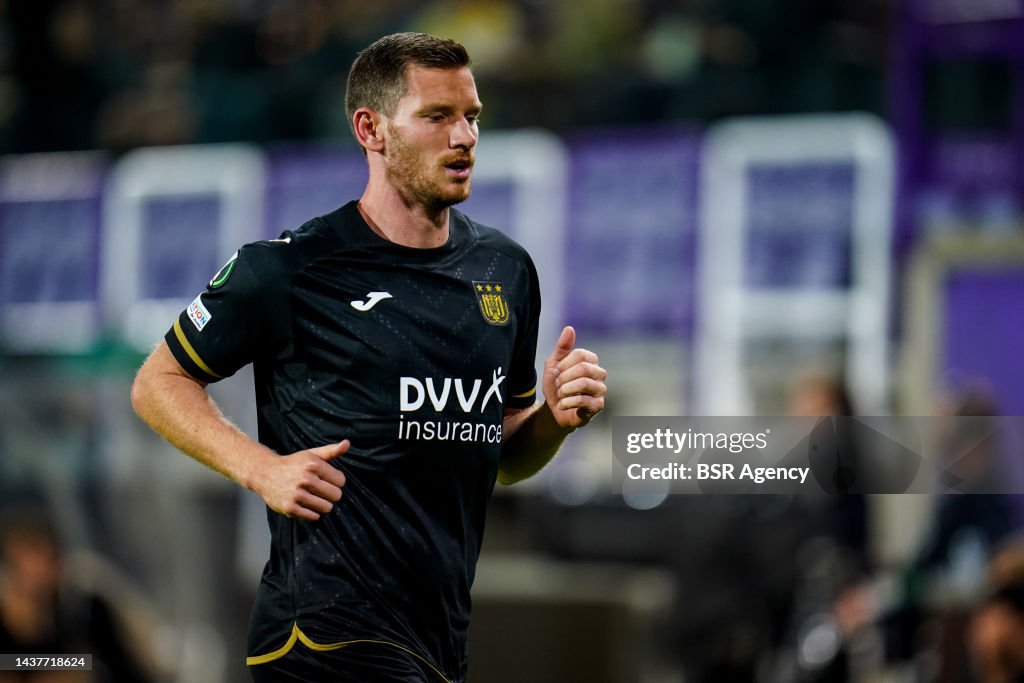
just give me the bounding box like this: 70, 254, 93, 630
353, 109, 385, 153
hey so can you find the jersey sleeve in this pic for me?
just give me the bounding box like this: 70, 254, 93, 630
505, 254, 541, 409
164, 242, 291, 383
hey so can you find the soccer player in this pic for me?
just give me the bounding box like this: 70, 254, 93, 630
130, 32, 607, 683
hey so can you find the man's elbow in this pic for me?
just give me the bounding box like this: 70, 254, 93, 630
130, 366, 154, 421
130, 353, 173, 423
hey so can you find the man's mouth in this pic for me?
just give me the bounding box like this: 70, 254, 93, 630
444, 158, 473, 179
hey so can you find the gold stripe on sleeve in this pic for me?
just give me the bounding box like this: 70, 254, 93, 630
512, 387, 536, 399
172, 319, 224, 380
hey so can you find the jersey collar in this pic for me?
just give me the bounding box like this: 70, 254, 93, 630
324, 201, 470, 263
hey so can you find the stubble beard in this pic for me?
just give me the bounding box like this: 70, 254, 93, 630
385, 127, 472, 213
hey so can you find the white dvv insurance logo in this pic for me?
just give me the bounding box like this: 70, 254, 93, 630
399, 368, 505, 413
396, 369, 506, 444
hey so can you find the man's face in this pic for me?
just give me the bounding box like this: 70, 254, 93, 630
383, 66, 481, 211
4, 534, 61, 597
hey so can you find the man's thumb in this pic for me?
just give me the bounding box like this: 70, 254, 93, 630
311, 440, 350, 461
549, 326, 576, 364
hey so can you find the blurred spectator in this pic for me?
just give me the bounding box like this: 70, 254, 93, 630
969, 537, 1024, 683
780, 382, 1019, 680
788, 372, 868, 574
0, 504, 157, 683
0, 0, 891, 153
911, 389, 1015, 590
831, 386, 1019, 675
780, 373, 868, 683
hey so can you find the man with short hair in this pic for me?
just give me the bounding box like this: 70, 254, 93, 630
131, 32, 607, 683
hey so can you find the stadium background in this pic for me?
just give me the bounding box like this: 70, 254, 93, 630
1, 0, 1023, 681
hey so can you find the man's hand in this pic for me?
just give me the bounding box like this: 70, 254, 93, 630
252, 441, 350, 521
543, 326, 607, 430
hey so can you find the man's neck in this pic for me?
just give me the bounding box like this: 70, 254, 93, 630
358, 182, 450, 249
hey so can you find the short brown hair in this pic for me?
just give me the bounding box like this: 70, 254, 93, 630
345, 32, 471, 137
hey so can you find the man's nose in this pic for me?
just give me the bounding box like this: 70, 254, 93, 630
450, 118, 478, 149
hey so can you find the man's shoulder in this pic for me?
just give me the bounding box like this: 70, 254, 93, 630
244, 207, 348, 272
455, 210, 532, 265
271, 210, 342, 251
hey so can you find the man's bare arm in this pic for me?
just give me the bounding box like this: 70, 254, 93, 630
131, 342, 347, 521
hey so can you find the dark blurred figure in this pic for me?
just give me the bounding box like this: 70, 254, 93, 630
823, 387, 1020, 682
779, 373, 869, 683
0, 505, 154, 683
969, 538, 1024, 683
881, 389, 1017, 665
789, 373, 869, 576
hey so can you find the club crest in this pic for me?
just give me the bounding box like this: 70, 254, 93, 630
472, 281, 510, 326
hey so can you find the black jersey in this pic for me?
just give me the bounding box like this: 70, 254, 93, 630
164, 201, 540, 682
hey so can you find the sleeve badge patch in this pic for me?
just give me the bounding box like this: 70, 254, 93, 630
209, 251, 239, 289
187, 294, 213, 331
472, 281, 510, 326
